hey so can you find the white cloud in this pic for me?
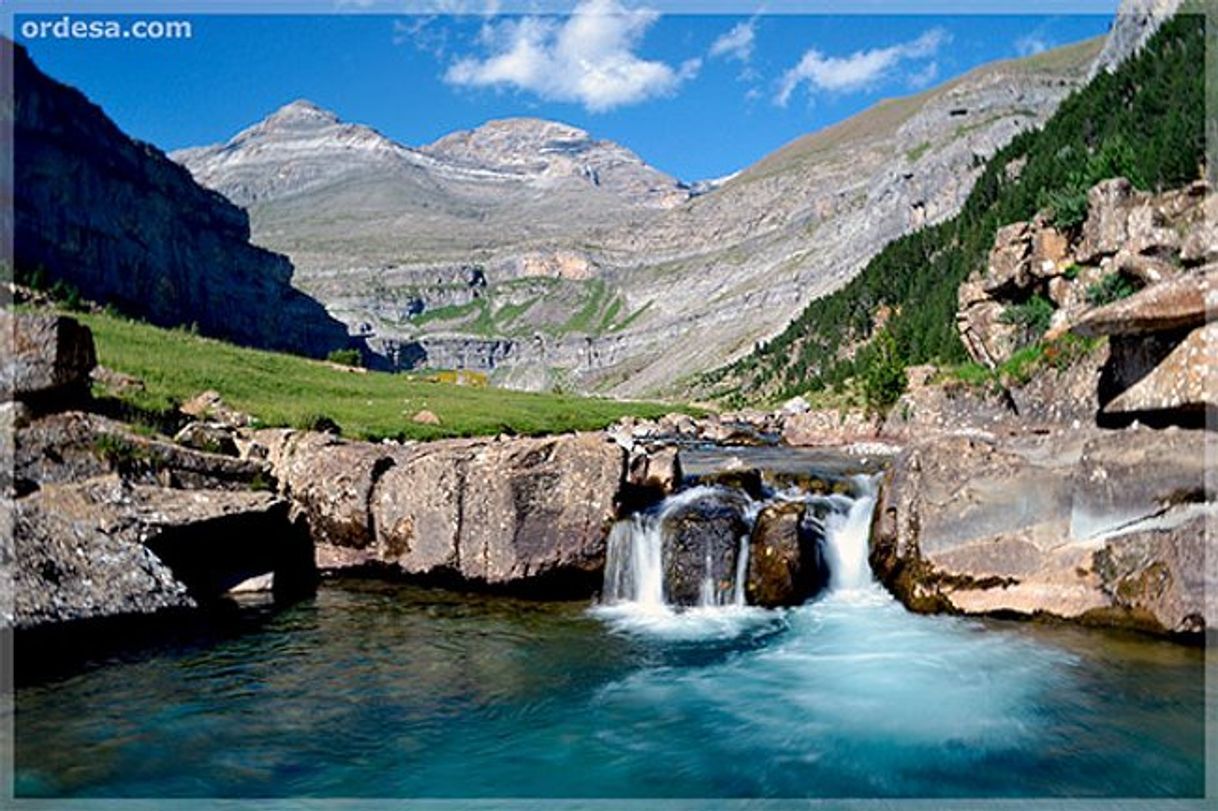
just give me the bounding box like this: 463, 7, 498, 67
908, 60, 939, 89
444, 0, 698, 113
709, 20, 755, 63
1014, 34, 1050, 57
776, 27, 949, 106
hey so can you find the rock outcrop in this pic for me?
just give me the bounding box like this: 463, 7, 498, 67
870, 428, 1213, 636
12, 44, 353, 359
1090, 0, 1184, 78
9, 475, 313, 629
1, 311, 96, 412
958, 178, 1211, 369
3, 314, 315, 629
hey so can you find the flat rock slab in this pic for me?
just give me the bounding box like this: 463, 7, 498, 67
1071, 268, 1213, 338
9, 474, 304, 629
871, 427, 1213, 635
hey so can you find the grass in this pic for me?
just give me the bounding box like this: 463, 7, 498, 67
69, 310, 696, 442
905, 141, 932, 162
939, 334, 1105, 389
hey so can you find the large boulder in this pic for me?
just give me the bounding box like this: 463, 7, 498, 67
264, 430, 630, 593
7, 475, 312, 629
1076, 177, 1136, 263
662, 491, 750, 606
1101, 322, 1215, 420
264, 430, 401, 550
870, 428, 1213, 635
746, 500, 830, 608
1070, 268, 1211, 338
0, 312, 96, 409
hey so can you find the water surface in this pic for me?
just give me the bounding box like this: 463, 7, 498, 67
15, 580, 1206, 798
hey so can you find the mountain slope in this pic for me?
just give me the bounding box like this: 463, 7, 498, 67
12, 45, 352, 360
707, 11, 1205, 405
172, 37, 1102, 396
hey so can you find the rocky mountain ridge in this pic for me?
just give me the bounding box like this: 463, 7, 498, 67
175, 103, 688, 211
171, 37, 1103, 395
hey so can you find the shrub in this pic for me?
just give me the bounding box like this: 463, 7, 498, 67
1000, 295, 1055, 343
1042, 185, 1089, 230
297, 413, 341, 435
92, 434, 149, 471
858, 330, 907, 413
326, 348, 362, 367
1086, 274, 1136, 306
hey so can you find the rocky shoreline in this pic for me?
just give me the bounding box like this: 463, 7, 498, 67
4, 202, 1213, 640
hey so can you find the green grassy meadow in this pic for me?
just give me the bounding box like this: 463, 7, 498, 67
68, 310, 692, 442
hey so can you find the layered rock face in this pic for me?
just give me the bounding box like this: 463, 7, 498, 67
171, 39, 1101, 395
12, 45, 352, 359
870, 429, 1213, 636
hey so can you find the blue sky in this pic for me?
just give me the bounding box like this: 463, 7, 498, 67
17, 3, 1114, 181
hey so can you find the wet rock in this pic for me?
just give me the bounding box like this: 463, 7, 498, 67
695, 468, 765, 501
662, 492, 750, 606
746, 501, 830, 608
620, 445, 683, 515
1, 312, 96, 410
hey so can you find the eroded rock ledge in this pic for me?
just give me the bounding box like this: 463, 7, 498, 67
3, 312, 683, 629
870, 428, 1214, 636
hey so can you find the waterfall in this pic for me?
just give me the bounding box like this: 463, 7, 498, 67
603, 513, 665, 609
823, 476, 877, 592
601, 475, 878, 612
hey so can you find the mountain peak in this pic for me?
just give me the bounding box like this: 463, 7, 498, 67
263, 99, 341, 128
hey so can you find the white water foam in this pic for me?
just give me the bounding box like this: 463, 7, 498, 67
596, 475, 880, 639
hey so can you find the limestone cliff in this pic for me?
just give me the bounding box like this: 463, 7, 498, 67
12, 44, 352, 359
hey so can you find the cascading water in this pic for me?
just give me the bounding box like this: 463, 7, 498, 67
602, 486, 751, 611
822, 475, 877, 592
600, 473, 879, 624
